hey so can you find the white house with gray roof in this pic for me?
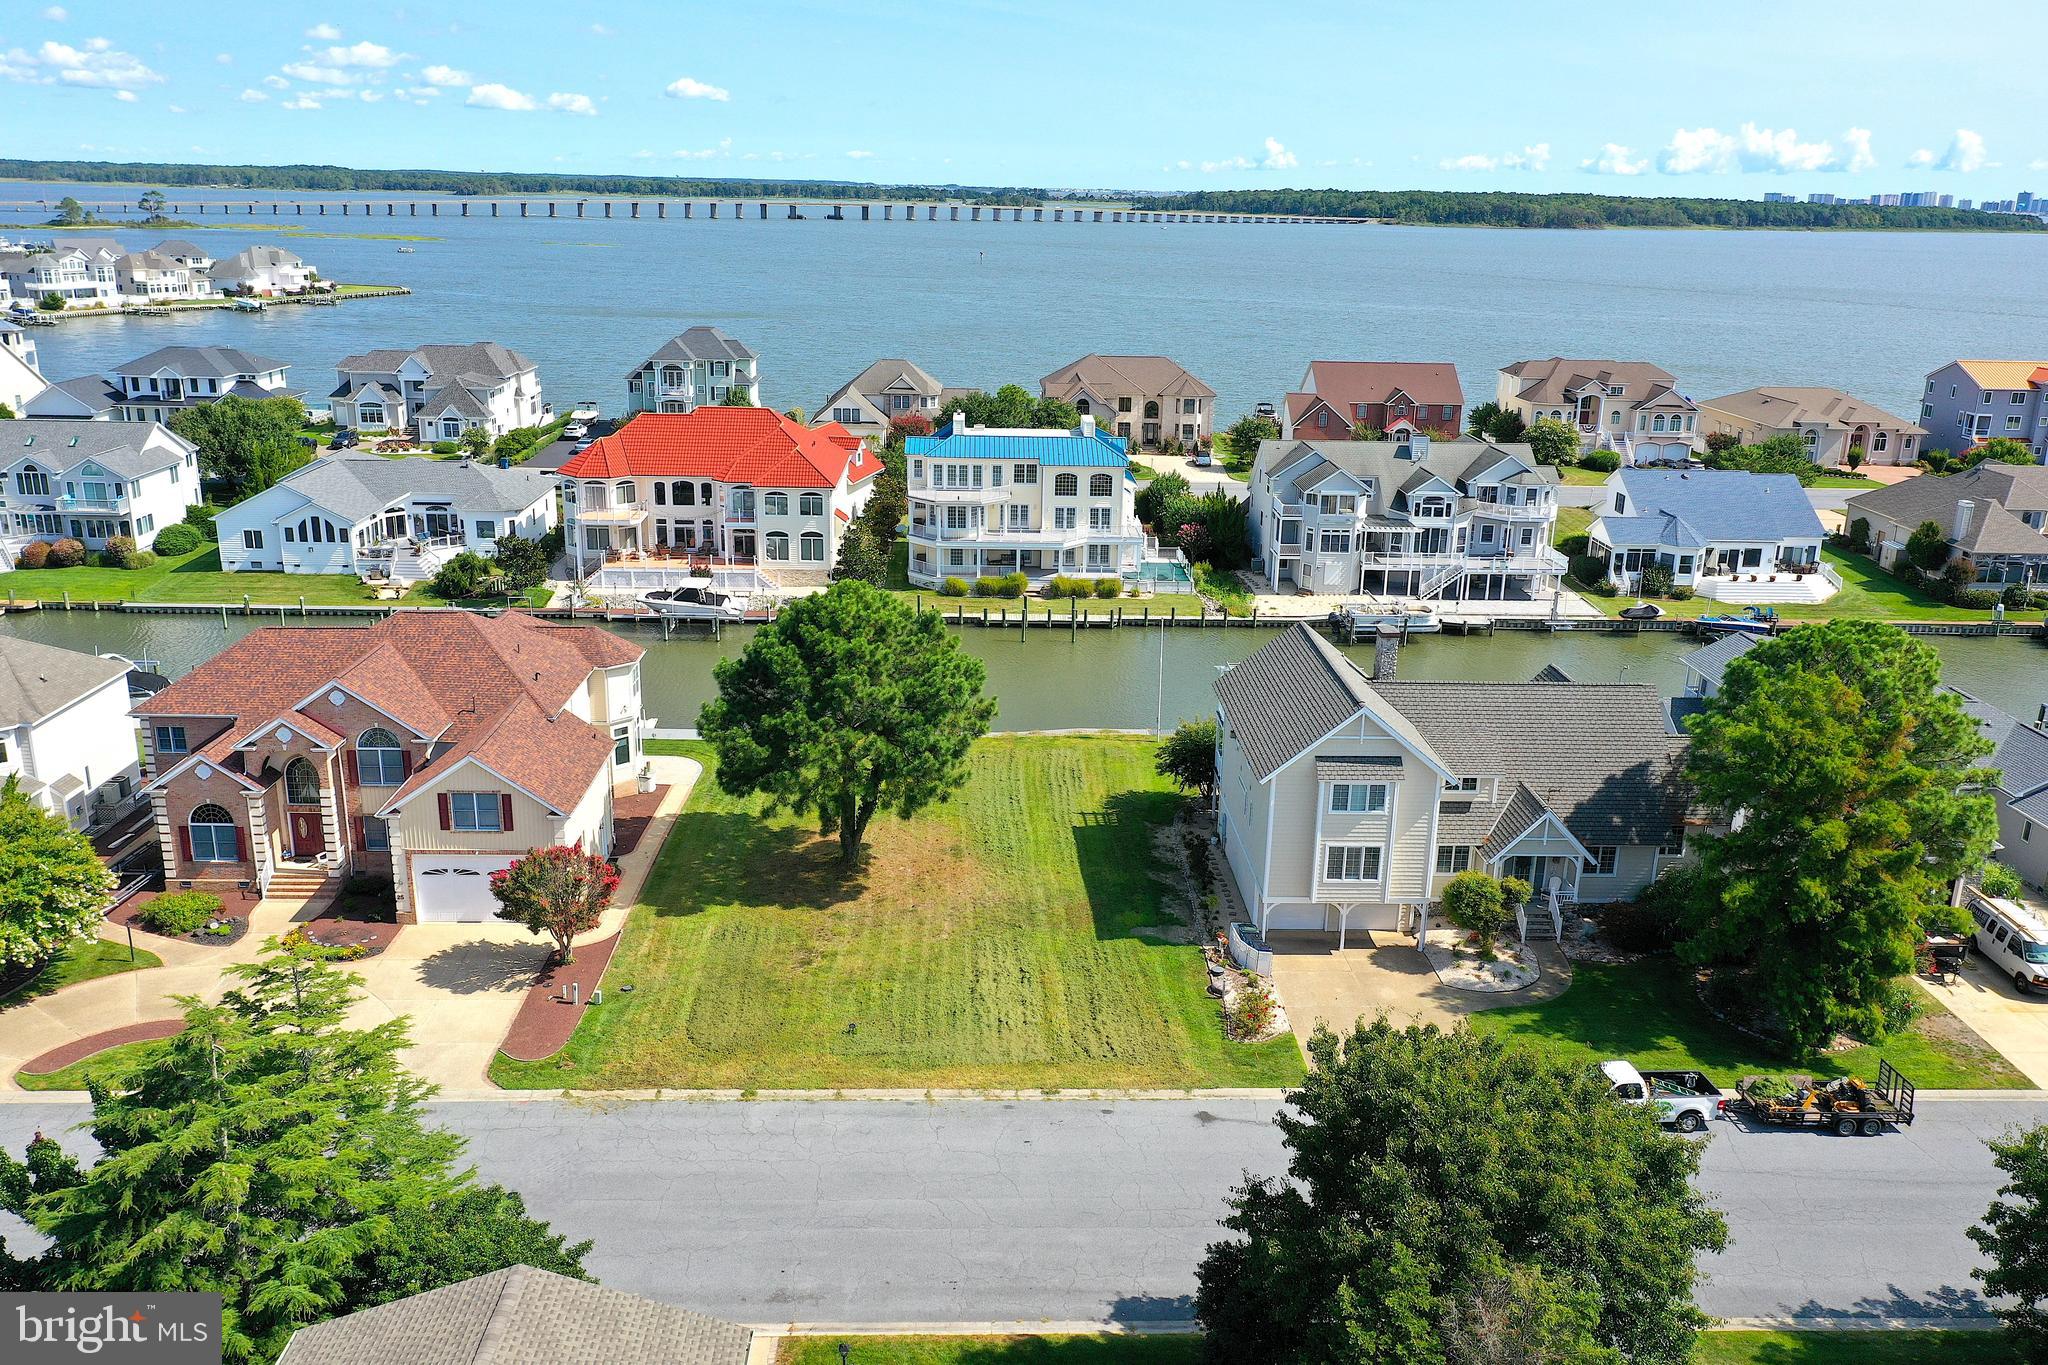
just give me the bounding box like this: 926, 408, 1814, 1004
0, 321, 43, 416
1591, 467, 1830, 603
817, 357, 946, 441
94, 345, 295, 424
208, 244, 317, 297
330, 342, 544, 443
1248, 435, 1563, 600
1215, 624, 1694, 943
0, 240, 119, 309
215, 453, 557, 584
0, 420, 199, 565
0, 635, 141, 829
624, 326, 758, 415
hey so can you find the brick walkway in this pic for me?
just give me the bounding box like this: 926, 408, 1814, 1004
19, 1018, 185, 1077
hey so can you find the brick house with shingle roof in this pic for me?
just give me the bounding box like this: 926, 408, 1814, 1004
134, 610, 645, 923
1039, 354, 1214, 448
1214, 623, 1694, 944
1281, 360, 1465, 441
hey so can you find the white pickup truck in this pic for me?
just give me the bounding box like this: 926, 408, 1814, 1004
1601, 1059, 1725, 1133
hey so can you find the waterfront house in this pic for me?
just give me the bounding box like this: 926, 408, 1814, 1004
134, 610, 645, 921
1039, 354, 1214, 448
901, 413, 1145, 588
115, 248, 213, 305
215, 454, 557, 585
624, 327, 759, 415
1698, 386, 1925, 467
0, 419, 199, 559
816, 358, 946, 441
1281, 360, 1463, 441
21, 375, 123, 420
1495, 358, 1699, 462
1214, 623, 1692, 942
330, 342, 545, 443
0, 322, 43, 415
67, 345, 297, 425
1246, 434, 1563, 600
151, 239, 214, 273
1589, 468, 1828, 601
1676, 631, 2048, 888
276, 1265, 753, 1365
0, 242, 119, 309
1845, 462, 2048, 588
208, 245, 316, 297
0, 636, 142, 830
557, 406, 880, 576
1920, 360, 2048, 461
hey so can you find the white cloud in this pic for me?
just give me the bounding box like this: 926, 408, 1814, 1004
306, 23, 342, 40
665, 75, 729, 101
239, 88, 268, 102
359, 90, 383, 103
1842, 127, 1876, 173
1441, 153, 1498, 172
466, 82, 536, 111
314, 41, 400, 69
1736, 123, 1837, 173
590, 23, 615, 36
1932, 129, 1991, 173
1442, 143, 1549, 173
1658, 126, 1734, 174
545, 91, 596, 115
675, 138, 733, 160
1583, 142, 1649, 175
846, 149, 874, 159
41, 6, 68, 20
262, 73, 288, 89
1261, 136, 1298, 170
281, 62, 352, 85
422, 64, 471, 86
167, 102, 185, 113
1909, 147, 1935, 167
282, 93, 324, 110
391, 86, 440, 103
2031, 157, 2048, 172
214, 52, 232, 65
5, 38, 166, 91
113, 88, 135, 102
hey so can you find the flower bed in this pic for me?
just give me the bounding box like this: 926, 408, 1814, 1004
1422, 929, 1540, 993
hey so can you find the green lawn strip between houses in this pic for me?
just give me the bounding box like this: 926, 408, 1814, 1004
491, 737, 1304, 1091
15, 1037, 167, 1092
882, 541, 1213, 618
1692, 1331, 2019, 1364
1467, 959, 2028, 1090
0, 939, 161, 1008
0, 544, 545, 608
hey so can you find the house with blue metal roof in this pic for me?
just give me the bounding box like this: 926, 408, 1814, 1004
1589, 468, 1830, 605
901, 414, 1153, 588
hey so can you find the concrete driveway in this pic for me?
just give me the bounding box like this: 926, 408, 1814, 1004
1267, 931, 1567, 1046
1918, 955, 2048, 1088
1128, 450, 1245, 499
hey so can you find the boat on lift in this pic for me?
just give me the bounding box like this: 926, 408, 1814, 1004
638, 577, 750, 621
1696, 604, 1779, 637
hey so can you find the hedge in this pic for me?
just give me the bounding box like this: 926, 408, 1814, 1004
152, 523, 203, 556
139, 890, 224, 936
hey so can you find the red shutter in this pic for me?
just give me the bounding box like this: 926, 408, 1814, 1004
352, 816, 366, 848
437, 793, 452, 830
400, 750, 413, 777
232, 826, 244, 861
351, 749, 363, 782
501, 794, 515, 832
177, 826, 191, 861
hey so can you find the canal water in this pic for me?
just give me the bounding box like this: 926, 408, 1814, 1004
4, 612, 2040, 733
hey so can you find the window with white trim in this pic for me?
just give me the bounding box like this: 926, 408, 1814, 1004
357, 728, 404, 786
189, 804, 238, 862
1435, 845, 1471, 874
1323, 845, 1383, 882
799, 531, 825, 562
450, 791, 503, 832
1582, 846, 1618, 876
1658, 836, 1685, 857
1444, 775, 1479, 793
1328, 782, 1387, 813
799, 492, 824, 516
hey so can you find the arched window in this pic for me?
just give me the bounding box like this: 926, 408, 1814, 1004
1143, 401, 1160, 419
799, 531, 825, 562
582, 480, 608, 509
614, 481, 635, 506
799, 492, 824, 516
358, 402, 384, 426
1074, 398, 1091, 416
1089, 473, 1112, 497
763, 492, 789, 516
285, 757, 320, 805
1054, 473, 1078, 496
188, 803, 239, 862
357, 728, 404, 786
765, 531, 789, 560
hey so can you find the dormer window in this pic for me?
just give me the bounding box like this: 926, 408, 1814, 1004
1444, 775, 1480, 793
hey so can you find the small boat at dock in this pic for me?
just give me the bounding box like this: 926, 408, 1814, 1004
230, 298, 267, 312
1328, 603, 1442, 639
639, 579, 749, 622
1696, 605, 1778, 637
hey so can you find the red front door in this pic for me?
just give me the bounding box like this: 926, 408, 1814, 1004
289, 811, 325, 857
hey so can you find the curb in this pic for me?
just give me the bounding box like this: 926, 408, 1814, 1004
1710, 1316, 2002, 1331
425, 1087, 1299, 1104
755, 1320, 1199, 1338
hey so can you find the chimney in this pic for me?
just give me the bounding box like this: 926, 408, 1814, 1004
1080, 413, 1095, 437
1955, 499, 1975, 542
1371, 624, 1401, 681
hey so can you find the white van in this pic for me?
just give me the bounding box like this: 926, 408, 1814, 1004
1967, 895, 2048, 995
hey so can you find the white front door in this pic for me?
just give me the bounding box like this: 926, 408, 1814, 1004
410, 854, 513, 922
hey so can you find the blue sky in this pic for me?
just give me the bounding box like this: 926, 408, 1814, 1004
5, 1, 2046, 197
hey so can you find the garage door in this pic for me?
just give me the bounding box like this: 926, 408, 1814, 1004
1264, 903, 1329, 931
411, 855, 514, 922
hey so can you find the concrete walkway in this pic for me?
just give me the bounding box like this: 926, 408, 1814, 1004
0, 754, 702, 1095
1917, 955, 2048, 1088
1267, 930, 1570, 1046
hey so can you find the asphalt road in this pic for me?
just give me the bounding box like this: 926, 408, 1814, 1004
0, 1096, 2032, 1326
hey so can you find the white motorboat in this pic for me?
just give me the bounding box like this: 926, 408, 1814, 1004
638, 578, 750, 621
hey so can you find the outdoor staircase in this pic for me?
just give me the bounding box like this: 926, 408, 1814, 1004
265, 864, 338, 903
1417, 559, 1466, 599
1694, 575, 1834, 605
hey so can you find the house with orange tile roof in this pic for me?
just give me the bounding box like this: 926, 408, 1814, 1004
555, 406, 882, 577
133, 611, 645, 922
1920, 360, 2048, 461
1280, 361, 1464, 442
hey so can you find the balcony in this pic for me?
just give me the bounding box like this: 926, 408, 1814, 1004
572, 505, 650, 526
56, 495, 126, 512
913, 486, 1011, 504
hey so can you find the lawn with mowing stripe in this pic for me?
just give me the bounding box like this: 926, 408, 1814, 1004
1468, 958, 2026, 1089
492, 737, 1304, 1091
16, 1037, 167, 1092
777, 1336, 1201, 1364
0, 938, 161, 1007
1693, 1330, 2018, 1363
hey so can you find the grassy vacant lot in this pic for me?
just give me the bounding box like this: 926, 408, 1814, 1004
16, 1036, 166, 1092
0, 544, 544, 608
776, 1331, 2016, 1364
0, 939, 160, 1007
1468, 959, 2026, 1089
492, 737, 1304, 1091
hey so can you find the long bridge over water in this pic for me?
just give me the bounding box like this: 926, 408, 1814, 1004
0, 196, 1374, 227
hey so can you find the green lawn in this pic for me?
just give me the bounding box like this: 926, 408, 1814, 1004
0, 938, 161, 1008
778, 1336, 1201, 1364
1, 546, 396, 606
16, 1037, 167, 1092
491, 738, 1304, 1091
1191, 562, 1253, 617
1468, 959, 2026, 1089
1694, 1331, 2017, 1364
1571, 547, 2017, 625
1560, 466, 1613, 486
884, 543, 1210, 618
1556, 505, 1595, 542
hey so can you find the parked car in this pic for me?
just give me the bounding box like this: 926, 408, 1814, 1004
1189, 447, 1213, 468
572, 438, 595, 453
1601, 1059, 1724, 1132
1967, 894, 2048, 994
328, 428, 360, 450
563, 421, 588, 440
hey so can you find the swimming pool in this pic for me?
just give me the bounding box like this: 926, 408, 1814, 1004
1137, 560, 1193, 586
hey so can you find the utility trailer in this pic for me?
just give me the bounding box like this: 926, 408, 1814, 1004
1731, 1060, 1916, 1136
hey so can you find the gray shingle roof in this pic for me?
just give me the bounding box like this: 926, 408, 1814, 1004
336, 342, 534, 386
274, 454, 555, 521
1846, 464, 2048, 553
643, 326, 756, 367
0, 636, 128, 728
1478, 784, 1560, 860
1594, 511, 1707, 550
1503, 357, 1686, 407
845, 357, 941, 397
1255, 438, 1552, 517
1315, 754, 1406, 780
1531, 664, 1573, 683
1216, 625, 1379, 780
417, 383, 493, 421
275, 1265, 752, 1365
1611, 469, 1824, 543
26, 374, 122, 415
1041, 354, 1215, 400
213, 244, 304, 274
1678, 632, 1760, 689
1, 418, 189, 477
114, 345, 286, 379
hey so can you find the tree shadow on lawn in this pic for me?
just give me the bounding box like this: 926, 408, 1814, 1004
643, 810, 869, 917
1072, 789, 1187, 941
